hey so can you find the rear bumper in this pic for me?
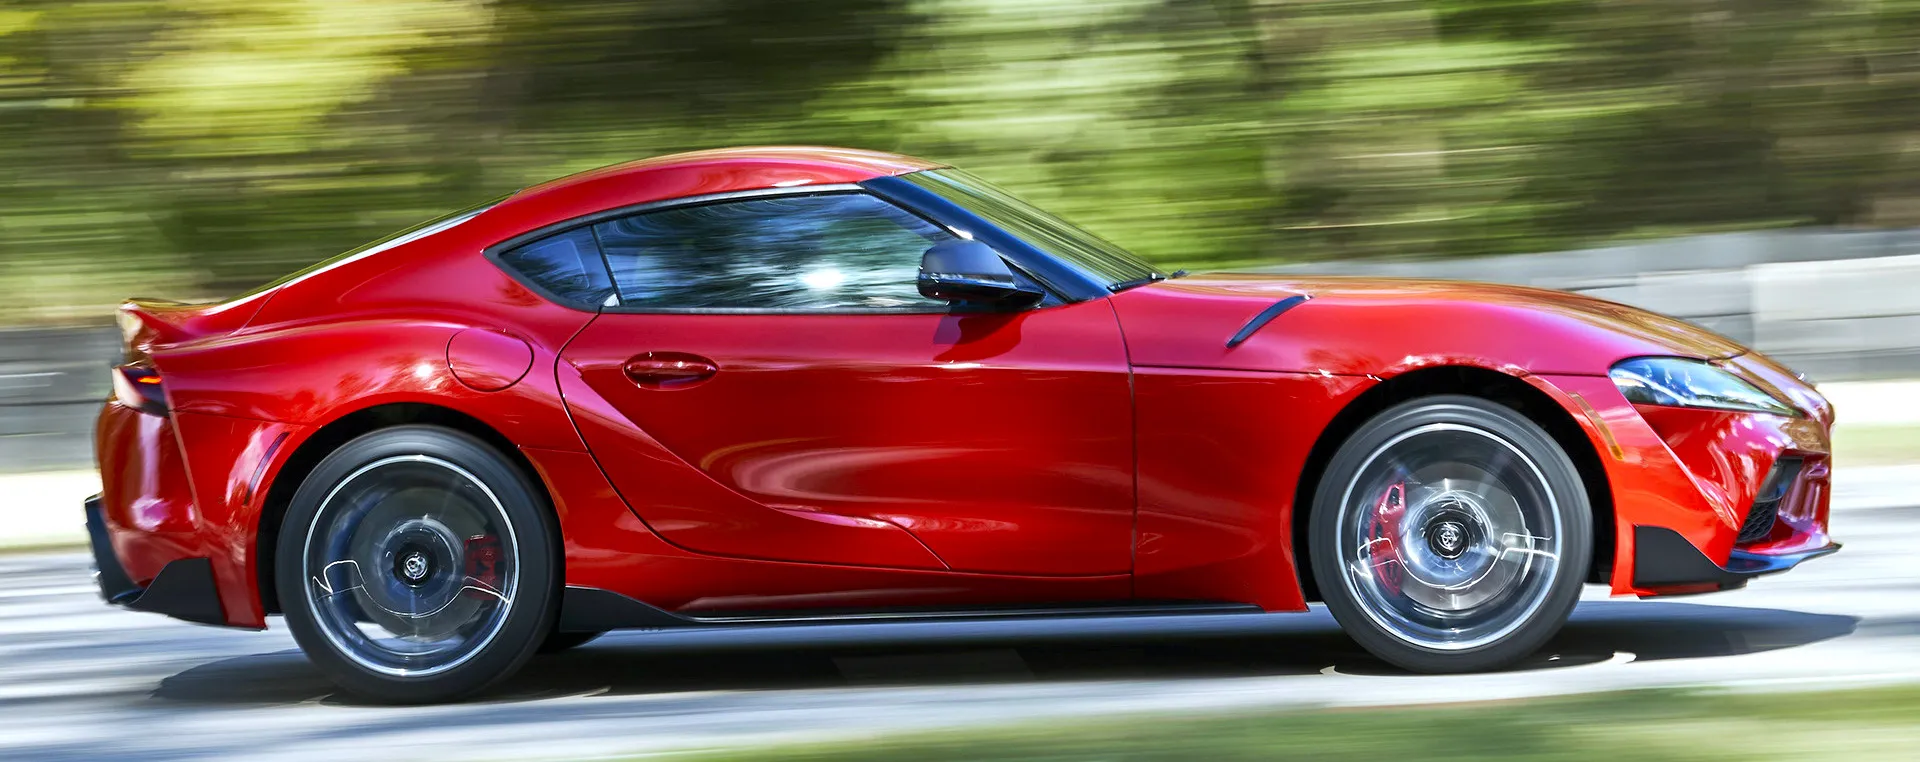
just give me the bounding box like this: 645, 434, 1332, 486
85, 495, 227, 626
1631, 525, 1840, 595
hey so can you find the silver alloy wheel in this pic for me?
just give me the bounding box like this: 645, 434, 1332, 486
301, 455, 520, 677
1333, 422, 1563, 651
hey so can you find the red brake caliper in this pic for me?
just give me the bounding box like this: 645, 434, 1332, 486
1367, 482, 1407, 596
463, 535, 503, 599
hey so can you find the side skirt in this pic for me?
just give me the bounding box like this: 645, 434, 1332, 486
557, 586, 1264, 633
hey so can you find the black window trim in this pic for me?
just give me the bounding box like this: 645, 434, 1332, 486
862, 174, 1112, 303
482, 183, 1067, 315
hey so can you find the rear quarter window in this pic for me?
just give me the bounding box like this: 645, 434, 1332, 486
493, 227, 616, 307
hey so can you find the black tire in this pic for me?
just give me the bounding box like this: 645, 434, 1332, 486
276, 425, 558, 703
1308, 395, 1591, 673
538, 630, 604, 654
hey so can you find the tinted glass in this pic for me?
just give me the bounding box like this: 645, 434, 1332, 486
902, 169, 1162, 289
595, 193, 954, 311
496, 227, 616, 306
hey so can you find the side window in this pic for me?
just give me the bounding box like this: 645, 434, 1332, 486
595, 193, 954, 311
495, 227, 615, 306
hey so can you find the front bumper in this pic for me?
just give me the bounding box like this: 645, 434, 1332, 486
1632, 525, 1840, 594
85, 495, 227, 626
1534, 365, 1838, 596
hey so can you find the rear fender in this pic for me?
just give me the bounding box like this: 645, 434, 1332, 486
136, 318, 588, 626
151, 319, 581, 450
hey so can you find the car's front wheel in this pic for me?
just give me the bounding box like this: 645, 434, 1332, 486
276, 425, 558, 702
1309, 395, 1591, 673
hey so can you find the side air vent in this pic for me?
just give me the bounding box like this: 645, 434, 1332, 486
1738, 456, 1803, 544
1225, 295, 1311, 348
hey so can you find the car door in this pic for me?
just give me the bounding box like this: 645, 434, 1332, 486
556, 190, 1135, 576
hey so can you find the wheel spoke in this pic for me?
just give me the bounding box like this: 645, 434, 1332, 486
310, 559, 366, 600
459, 575, 511, 604
428, 470, 464, 525
1498, 532, 1557, 560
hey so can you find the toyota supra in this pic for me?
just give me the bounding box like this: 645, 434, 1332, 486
89, 147, 1839, 702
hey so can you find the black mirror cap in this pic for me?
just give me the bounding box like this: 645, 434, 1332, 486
917, 240, 1044, 308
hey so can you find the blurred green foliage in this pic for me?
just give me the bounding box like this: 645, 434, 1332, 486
6, 0, 1920, 323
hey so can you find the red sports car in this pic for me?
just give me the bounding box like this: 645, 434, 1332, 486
90, 147, 1839, 702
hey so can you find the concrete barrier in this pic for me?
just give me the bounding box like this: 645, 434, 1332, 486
0, 326, 116, 473
6, 228, 1920, 474
1256, 229, 1920, 381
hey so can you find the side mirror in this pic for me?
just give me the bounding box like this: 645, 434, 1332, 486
917, 240, 1044, 308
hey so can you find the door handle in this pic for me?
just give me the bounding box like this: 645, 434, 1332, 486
623, 352, 718, 389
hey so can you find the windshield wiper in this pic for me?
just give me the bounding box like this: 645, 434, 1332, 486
1109, 272, 1170, 292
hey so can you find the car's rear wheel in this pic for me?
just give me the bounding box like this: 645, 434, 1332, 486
1309, 395, 1591, 673
276, 425, 557, 702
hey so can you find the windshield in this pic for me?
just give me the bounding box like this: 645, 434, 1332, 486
902, 169, 1165, 290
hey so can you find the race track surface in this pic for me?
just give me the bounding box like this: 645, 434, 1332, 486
3, 467, 1915, 760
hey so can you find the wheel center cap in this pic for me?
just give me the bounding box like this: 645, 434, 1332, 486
1429, 520, 1469, 560
395, 549, 434, 586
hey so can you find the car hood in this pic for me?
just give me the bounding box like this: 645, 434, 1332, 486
1108, 274, 1751, 375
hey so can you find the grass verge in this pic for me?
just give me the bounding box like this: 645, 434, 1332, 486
1834, 424, 1920, 466
677, 684, 1920, 761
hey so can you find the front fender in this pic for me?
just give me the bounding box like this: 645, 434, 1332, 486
1110, 275, 1743, 377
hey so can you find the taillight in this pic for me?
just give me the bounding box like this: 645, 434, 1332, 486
117, 310, 144, 362
112, 365, 168, 416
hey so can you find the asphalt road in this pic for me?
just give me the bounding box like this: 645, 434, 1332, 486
3, 467, 1916, 761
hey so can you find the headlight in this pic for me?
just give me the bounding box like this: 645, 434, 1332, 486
1609, 357, 1794, 416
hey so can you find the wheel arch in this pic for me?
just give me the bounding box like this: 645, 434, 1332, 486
1289, 365, 1615, 602
253, 402, 551, 614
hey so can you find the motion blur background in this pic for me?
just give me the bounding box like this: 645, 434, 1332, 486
10, 5, 1920, 760
7, 0, 1920, 465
